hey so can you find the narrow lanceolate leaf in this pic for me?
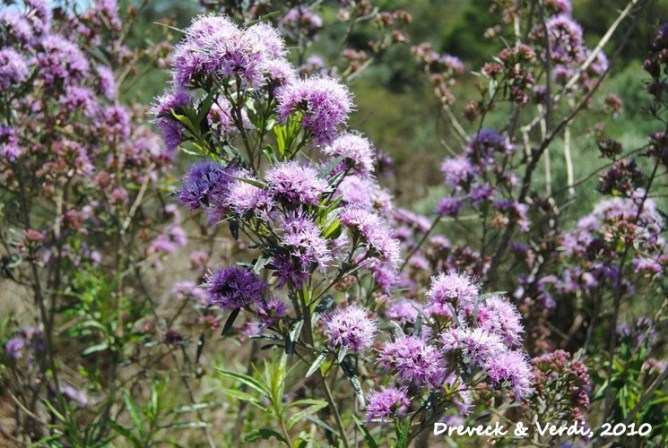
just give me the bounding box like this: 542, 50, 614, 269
244, 428, 288, 445
476, 291, 506, 302
285, 319, 304, 355
353, 416, 379, 448
253, 255, 272, 275
216, 369, 270, 397
221, 308, 240, 336
302, 413, 337, 434
120, 389, 145, 440
341, 361, 365, 407
305, 350, 329, 377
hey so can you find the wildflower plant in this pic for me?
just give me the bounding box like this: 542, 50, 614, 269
158, 12, 537, 447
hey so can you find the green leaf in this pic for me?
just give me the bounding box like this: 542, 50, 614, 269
222, 387, 261, 404
161, 421, 209, 430
262, 145, 278, 165
232, 175, 267, 189
197, 90, 217, 124
341, 361, 365, 407
322, 219, 342, 240
476, 291, 506, 301
302, 414, 337, 434
253, 255, 272, 275
108, 421, 141, 447
306, 351, 329, 377
285, 319, 304, 355
121, 389, 146, 440
244, 428, 288, 445
82, 342, 109, 356
288, 402, 329, 429
222, 308, 241, 336
353, 416, 379, 448
274, 124, 288, 157
216, 369, 270, 397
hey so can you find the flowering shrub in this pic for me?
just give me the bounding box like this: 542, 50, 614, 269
1, 0, 666, 447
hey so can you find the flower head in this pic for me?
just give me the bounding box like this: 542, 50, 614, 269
205, 266, 267, 310
177, 161, 235, 211
323, 305, 377, 352
0, 48, 28, 90
441, 156, 474, 188
366, 387, 411, 422
153, 88, 191, 151
266, 161, 328, 206
5, 336, 26, 360
277, 77, 353, 144
0, 125, 21, 161
380, 335, 446, 388
224, 174, 274, 218
470, 295, 524, 346
440, 328, 506, 365
35, 35, 90, 86
280, 213, 332, 269
426, 272, 479, 308
340, 207, 401, 269
323, 132, 375, 175
485, 350, 534, 400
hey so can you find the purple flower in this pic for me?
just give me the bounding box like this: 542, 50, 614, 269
440, 54, 465, 75
60, 86, 98, 117
468, 183, 497, 207
266, 161, 328, 206
171, 15, 287, 89
0, 125, 21, 161
484, 350, 533, 400
205, 266, 267, 310
256, 298, 288, 326
380, 335, 446, 388
323, 132, 375, 175
170, 15, 240, 87
426, 272, 479, 308
360, 257, 399, 293
0, 48, 28, 90
337, 175, 389, 212
466, 129, 513, 165
441, 156, 474, 188
100, 104, 130, 142
632, 257, 662, 274
280, 212, 332, 269
5, 336, 26, 360
262, 58, 297, 86
440, 328, 506, 365
323, 305, 377, 353
245, 22, 286, 60
153, 88, 191, 151
544, 15, 585, 64
366, 387, 411, 422
172, 280, 208, 305
35, 35, 90, 86
96, 65, 116, 100
436, 197, 462, 217
224, 173, 274, 218
0, 12, 35, 45
61, 385, 88, 406
276, 77, 353, 144
272, 254, 309, 289
387, 300, 422, 325
177, 161, 235, 211
469, 296, 524, 346
340, 208, 402, 269
279, 6, 323, 40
